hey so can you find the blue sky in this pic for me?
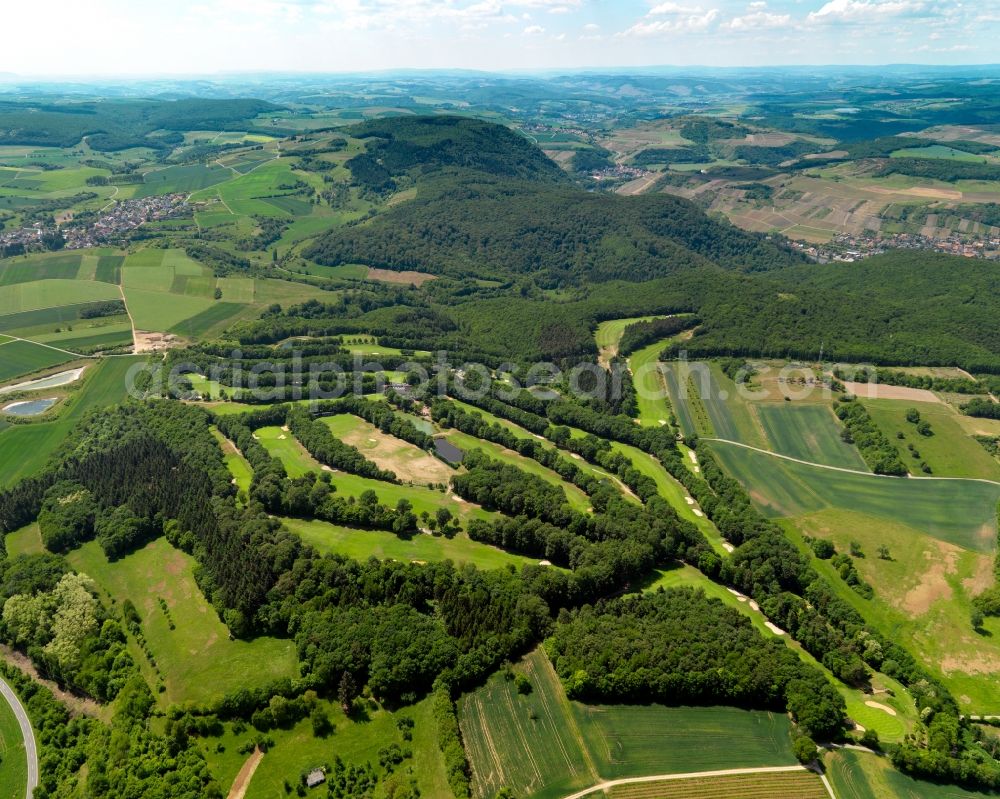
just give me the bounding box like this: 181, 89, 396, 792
3, 0, 996, 75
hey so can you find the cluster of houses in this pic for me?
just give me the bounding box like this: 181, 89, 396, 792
0, 193, 188, 253
792, 230, 1000, 263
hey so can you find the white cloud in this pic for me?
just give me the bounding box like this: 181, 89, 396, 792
807, 0, 928, 24
649, 1, 703, 14
523, 23, 546, 34
725, 9, 792, 29
623, 7, 719, 35
582, 22, 599, 30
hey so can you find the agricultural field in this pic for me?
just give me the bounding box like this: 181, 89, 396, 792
459, 648, 800, 799
758, 403, 867, 470
0, 685, 27, 799
708, 440, 1000, 552
282, 517, 538, 570
662, 362, 766, 446
66, 537, 298, 705
0, 338, 74, 381
605, 770, 828, 799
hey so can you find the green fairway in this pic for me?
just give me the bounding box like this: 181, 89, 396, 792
0, 356, 146, 487
609, 441, 728, 554
0, 339, 74, 381
67, 538, 298, 705
709, 440, 1000, 552
758, 403, 867, 470
282, 517, 537, 570
0, 681, 27, 799
627, 339, 675, 427
863, 399, 1000, 481
594, 315, 659, 365
459, 648, 798, 799
213, 427, 253, 494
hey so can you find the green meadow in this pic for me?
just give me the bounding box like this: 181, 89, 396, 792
67, 538, 298, 705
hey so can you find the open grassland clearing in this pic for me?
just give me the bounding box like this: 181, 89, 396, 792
758, 404, 867, 470
594, 316, 658, 366
604, 769, 829, 799
321, 413, 454, 485
863, 398, 1000, 481
784, 508, 1000, 713
0, 356, 145, 488
828, 748, 999, 799
282, 516, 538, 570
708, 440, 1000, 552
0, 678, 27, 799
201, 694, 449, 799
66, 537, 298, 705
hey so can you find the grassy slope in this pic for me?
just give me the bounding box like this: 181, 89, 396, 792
0, 356, 146, 488
828, 748, 999, 799
864, 398, 1000, 482
67, 538, 298, 706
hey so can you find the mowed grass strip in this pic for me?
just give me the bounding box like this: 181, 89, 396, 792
627, 339, 676, 427
255, 426, 494, 522
758, 403, 868, 470
606, 770, 827, 799
282, 517, 537, 570
709, 439, 1000, 552
66, 538, 298, 706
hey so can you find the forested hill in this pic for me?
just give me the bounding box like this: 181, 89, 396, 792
307, 173, 804, 286
348, 115, 568, 184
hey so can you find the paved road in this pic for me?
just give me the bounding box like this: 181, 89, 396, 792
558, 765, 832, 799
0, 676, 38, 799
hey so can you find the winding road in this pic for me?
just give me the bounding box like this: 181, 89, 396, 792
0, 676, 38, 799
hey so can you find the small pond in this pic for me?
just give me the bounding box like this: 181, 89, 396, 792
433, 438, 465, 464
3, 397, 58, 416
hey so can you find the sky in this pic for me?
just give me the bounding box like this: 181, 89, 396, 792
2, 0, 997, 76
